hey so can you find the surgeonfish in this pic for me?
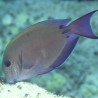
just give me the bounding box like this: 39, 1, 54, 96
2, 10, 98, 84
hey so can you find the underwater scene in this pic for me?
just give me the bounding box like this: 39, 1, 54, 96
0, 0, 98, 98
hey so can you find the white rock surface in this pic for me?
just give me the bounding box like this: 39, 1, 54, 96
0, 82, 70, 98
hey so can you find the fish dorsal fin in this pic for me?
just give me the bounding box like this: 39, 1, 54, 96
40, 19, 70, 26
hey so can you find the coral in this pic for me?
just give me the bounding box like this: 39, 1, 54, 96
0, 82, 70, 98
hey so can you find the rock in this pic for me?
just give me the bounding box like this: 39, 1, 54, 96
0, 82, 70, 98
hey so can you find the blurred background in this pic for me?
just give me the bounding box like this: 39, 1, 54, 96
0, 0, 98, 98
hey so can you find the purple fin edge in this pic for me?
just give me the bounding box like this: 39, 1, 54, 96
39, 34, 79, 75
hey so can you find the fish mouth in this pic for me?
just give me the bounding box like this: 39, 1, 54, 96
6, 79, 16, 84
6, 64, 21, 84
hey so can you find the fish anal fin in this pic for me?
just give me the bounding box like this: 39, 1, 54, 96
38, 68, 53, 75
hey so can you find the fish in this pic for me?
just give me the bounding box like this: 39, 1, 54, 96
2, 10, 98, 84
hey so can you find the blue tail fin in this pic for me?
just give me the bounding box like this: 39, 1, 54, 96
68, 10, 98, 39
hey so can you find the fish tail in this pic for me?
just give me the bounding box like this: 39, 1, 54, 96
67, 10, 98, 39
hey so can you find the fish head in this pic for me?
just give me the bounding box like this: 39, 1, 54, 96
2, 44, 21, 84
2, 44, 38, 84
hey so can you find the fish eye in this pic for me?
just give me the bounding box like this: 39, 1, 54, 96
4, 60, 11, 67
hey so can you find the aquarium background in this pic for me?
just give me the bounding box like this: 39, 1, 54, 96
0, 0, 98, 98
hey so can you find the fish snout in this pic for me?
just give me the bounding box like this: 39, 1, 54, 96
6, 79, 16, 84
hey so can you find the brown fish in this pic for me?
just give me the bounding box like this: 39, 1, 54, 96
2, 10, 98, 83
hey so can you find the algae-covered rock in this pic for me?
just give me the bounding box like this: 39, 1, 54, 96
81, 83, 98, 98
28, 17, 47, 25
0, 82, 70, 98
46, 74, 67, 92
15, 13, 28, 28
2, 14, 13, 26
